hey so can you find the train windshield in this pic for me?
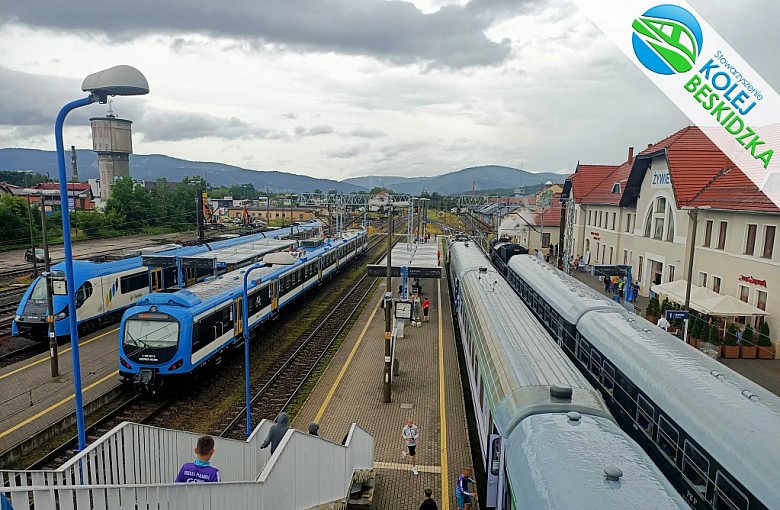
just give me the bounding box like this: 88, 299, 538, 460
124, 319, 179, 349
29, 278, 48, 301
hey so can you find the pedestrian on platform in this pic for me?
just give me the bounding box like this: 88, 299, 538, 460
422, 297, 430, 322
618, 276, 626, 298
413, 293, 422, 327
308, 422, 320, 436
604, 275, 611, 293
612, 292, 620, 304
261, 411, 289, 454
402, 418, 420, 475
175, 435, 221, 483
657, 315, 670, 332
456, 467, 477, 510
419, 488, 438, 510
737, 328, 743, 345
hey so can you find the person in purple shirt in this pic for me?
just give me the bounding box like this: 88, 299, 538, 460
455, 467, 477, 510
175, 435, 221, 483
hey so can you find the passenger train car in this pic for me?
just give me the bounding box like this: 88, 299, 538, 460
119, 229, 367, 388
13, 222, 322, 340
448, 240, 687, 510
506, 254, 780, 510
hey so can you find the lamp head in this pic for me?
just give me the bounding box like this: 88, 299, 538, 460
82, 65, 149, 102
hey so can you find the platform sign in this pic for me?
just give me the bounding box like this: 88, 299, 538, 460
591, 264, 631, 277
666, 310, 689, 321
366, 265, 441, 278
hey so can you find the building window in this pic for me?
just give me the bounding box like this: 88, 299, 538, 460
699, 272, 708, 287
644, 209, 653, 237
668, 265, 675, 283
611, 212, 616, 230
666, 212, 675, 241
654, 218, 664, 239
609, 246, 614, 264
598, 211, 602, 227
601, 244, 606, 263
626, 213, 632, 233
745, 224, 757, 255
756, 290, 767, 311
712, 276, 721, 294
588, 210, 592, 226
595, 242, 600, 260
623, 249, 628, 264
762, 225, 776, 259
656, 197, 667, 213
638, 256, 643, 280
611, 182, 621, 193
585, 239, 590, 253
717, 221, 728, 250
739, 285, 749, 303
703, 220, 713, 247
541, 233, 551, 248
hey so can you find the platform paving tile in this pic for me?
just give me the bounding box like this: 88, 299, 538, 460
293, 241, 474, 510
0, 327, 122, 456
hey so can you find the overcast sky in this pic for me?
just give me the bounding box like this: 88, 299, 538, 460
0, 0, 777, 181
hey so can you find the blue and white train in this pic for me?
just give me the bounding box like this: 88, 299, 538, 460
119, 228, 367, 388
13, 222, 322, 340
448, 240, 688, 510
505, 254, 780, 510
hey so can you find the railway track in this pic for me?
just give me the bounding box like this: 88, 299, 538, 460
27, 394, 173, 470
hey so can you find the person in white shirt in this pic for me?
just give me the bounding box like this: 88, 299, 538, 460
657, 315, 670, 331
402, 418, 420, 475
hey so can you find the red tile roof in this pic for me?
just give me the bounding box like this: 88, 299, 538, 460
533, 193, 564, 227
638, 126, 779, 213
569, 164, 618, 202
34, 182, 92, 192
579, 160, 632, 206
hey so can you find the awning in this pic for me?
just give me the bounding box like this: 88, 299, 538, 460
650, 279, 768, 316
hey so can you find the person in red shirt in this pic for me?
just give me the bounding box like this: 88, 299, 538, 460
422, 297, 430, 322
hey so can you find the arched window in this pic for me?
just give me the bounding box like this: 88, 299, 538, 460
666, 210, 676, 241
656, 197, 667, 213
644, 207, 653, 237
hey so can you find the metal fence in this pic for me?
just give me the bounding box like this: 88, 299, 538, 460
1, 421, 374, 509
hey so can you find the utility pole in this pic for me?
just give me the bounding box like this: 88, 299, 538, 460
290, 194, 295, 236
26, 196, 38, 277
40, 195, 58, 377
383, 205, 393, 403
266, 186, 270, 228
196, 186, 205, 243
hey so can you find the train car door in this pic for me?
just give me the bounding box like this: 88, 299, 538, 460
234, 297, 243, 338
150, 268, 163, 292
487, 434, 502, 508
272, 280, 278, 312
186, 267, 196, 287
318, 259, 323, 281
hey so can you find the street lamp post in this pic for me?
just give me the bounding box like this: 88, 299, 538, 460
383, 204, 393, 403
55, 65, 149, 451
242, 263, 265, 438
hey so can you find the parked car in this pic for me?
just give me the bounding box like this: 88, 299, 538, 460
25, 248, 49, 263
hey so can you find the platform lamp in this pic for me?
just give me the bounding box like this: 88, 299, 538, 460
55, 65, 149, 451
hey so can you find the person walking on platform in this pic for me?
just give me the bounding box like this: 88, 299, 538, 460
456, 467, 477, 510
419, 488, 438, 510
422, 297, 430, 323
308, 422, 320, 436
402, 418, 420, 475
261, 412, 289, 454
175, 435, 221, 483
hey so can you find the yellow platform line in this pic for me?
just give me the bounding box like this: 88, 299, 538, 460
314, 298, 381, 424
0, 327, 119, 381
0, 370, 119, 441
438, 278, 450, 510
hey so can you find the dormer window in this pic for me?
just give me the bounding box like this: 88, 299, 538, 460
611, 182, 621, 194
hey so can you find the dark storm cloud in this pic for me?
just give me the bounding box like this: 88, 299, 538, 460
0, 66, 287, 142
0, 0, 541, 68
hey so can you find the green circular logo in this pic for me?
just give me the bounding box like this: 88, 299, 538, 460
632, 4, 703, 75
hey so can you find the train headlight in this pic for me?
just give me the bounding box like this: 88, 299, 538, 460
168, 359, 184, 371
120, 358, 132, 370
54, 310, 68, 320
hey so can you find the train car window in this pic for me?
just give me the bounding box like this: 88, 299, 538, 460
589, 350, 602, 378
490, 437, 501, 476
75, 281, 93, 308
657, 415, 679, 463
602, 361, 615, 395
714, 472, 749, 510
121, 272, 148, 294
577, 336, 590, 367
636, 394, 655, 438
543, 304, 551, 327
682, 440, 710, 496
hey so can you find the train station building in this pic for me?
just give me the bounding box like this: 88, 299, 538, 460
564, 126, 780, 356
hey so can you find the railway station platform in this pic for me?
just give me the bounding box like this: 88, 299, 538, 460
0, 326, 123, 466
293, 238, 475, 510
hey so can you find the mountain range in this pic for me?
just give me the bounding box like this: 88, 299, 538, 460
0, 148, 565, 196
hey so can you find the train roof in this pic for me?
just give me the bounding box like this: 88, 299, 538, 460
449, 241, 610, 436
184, 239, 295, 266
138, 228, 363, 310
506, 413, 689, 509
508, 255, 621, 324
579, 310, 780, 507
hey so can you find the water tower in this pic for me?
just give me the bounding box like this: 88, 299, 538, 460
90, 103, 133, 201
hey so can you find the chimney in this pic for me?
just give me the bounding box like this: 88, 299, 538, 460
627, 146, 634, 163
647, 143, 652, 148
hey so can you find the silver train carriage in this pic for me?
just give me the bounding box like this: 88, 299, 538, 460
449, 240, 688, 510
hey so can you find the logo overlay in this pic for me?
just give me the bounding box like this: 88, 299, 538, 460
632, 4, 702, 75
572, 0, 780, 207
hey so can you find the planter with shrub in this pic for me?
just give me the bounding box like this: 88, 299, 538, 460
723, 323, 740, 359
757, 322, 775, 359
